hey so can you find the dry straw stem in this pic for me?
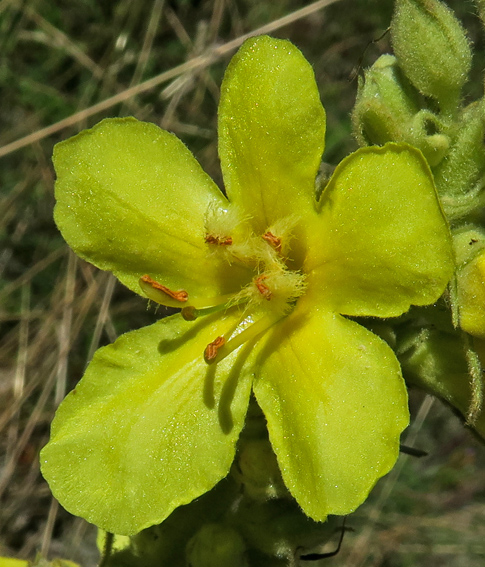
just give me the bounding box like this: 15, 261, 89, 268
0, 0, 340, 160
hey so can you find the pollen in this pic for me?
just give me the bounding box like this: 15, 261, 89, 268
205, 234, 233, 246
255, 274, 272, 300
140, 205, 308, 364
264, 215, 299, 257
204, 204, 247, 246
262, 231, 282, 254
204, 336, 226, 362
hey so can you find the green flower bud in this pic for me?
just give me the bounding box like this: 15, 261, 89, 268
453, 226, 485, 267
391, 0, 471, 115
396, 325, 485, 438
352, 55, 450, 166
185, 524, 248, 567
457, 251, 485, 339
409, 110, 450, 166
353, 54, 420, 146
233, 498, 337, 560
454, 227, 485, 339
230, 437, 289, 501
433, 101, 485, 218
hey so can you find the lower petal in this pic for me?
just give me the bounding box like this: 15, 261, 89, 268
253, 302, 409, 520
40, 313, 253, 535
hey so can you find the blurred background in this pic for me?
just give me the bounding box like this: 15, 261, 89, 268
1, 0, 485, 565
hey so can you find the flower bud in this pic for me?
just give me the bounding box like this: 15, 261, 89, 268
352, 55, 450, 166
230, 437, 289, 501
391, 0, 471, 114
454, 227, 485, 338
352, 54, 419, 146
396, 325, 485, 439
433, 101, 485, 218
457, 251, 485, 338
409, 110, 450, 166
233, 498, 338, 559
185, 524, 248, 567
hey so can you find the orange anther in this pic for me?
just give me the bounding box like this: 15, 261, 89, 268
140, 274, 188, 302
204, 336, 226, 363
255, 274, 272, 300
262, 231, 282, 254
205, 234, 233, 246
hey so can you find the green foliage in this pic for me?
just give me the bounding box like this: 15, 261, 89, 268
353, 0, 485, 440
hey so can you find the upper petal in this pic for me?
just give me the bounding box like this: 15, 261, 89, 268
308, 143, 454, 317
40, 313, 253, 535
53, 117, 247, 299
218, 36, 326, 233
252, 299, 409, 521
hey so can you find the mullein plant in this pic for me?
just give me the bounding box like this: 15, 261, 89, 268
353, 0, 485, 439
31, 1, 484, 565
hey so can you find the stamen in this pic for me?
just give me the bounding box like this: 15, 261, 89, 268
262, 231, 282, 254
205, 234, 233, 246
140, 275, 188, 305
181, 295, 249, 321
204, 336, 226, 362
206, 312, 282, 364
255, 274, 272, 300
186, 293, 239, 311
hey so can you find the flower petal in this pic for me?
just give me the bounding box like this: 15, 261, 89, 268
40, 313, 253, 535
253, 299, 409, 520
53, 117, 246, 298
309, 143, 453, 317
457, 250, 485, 338
218, 36, 326, 233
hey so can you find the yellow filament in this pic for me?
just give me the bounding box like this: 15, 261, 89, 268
186, 293, 240, 311
206, 312, 282, 364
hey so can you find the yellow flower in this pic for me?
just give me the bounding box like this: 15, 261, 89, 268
41, 36, 453, 535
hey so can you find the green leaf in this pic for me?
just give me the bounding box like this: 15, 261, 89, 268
310, 143, 453, 317
253, 296, 409, 520
218, 36, 326, 235
53, 117, 247, 299
40, 313, 253, 535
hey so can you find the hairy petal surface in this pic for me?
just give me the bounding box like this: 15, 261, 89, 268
54, 118, 247, 299
310, 143, 453, 317
40, 314, 253, 535
218, 36, 326, 237
253, 296, 409, 520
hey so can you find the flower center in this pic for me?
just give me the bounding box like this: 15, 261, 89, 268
139, 207, 306, 363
